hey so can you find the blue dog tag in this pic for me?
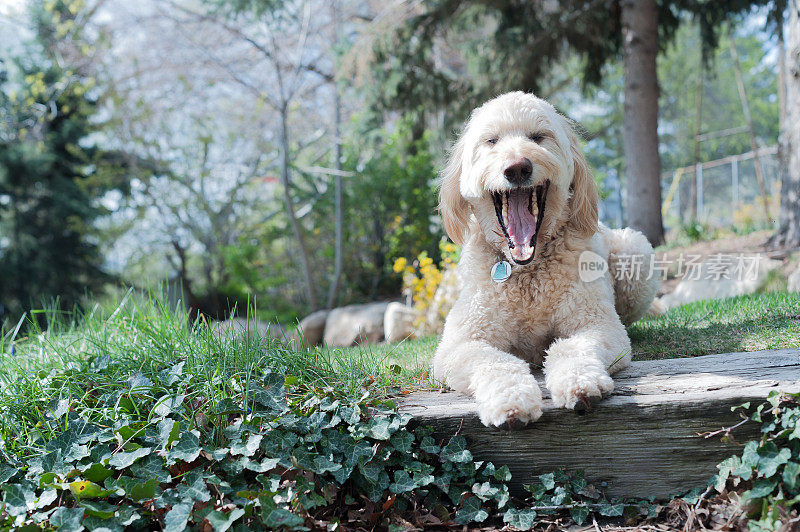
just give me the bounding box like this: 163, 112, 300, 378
490, 261, 512, 283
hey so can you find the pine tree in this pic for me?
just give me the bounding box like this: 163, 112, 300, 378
0, 0, 119, 323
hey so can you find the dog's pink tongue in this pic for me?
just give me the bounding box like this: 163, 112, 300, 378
506, 189, 536, 262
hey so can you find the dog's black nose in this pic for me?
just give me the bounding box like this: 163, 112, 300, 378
504, 158, 533, 185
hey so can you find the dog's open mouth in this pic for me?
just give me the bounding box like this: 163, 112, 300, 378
491, 181, 549, 265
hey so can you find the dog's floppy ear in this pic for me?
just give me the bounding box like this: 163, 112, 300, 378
439, 135, 470, 245
568, 131, 599, 237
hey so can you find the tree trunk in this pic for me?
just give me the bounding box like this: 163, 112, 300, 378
690, 63, 703, 222
772, 0, 800, 249
326, 0, 343, 309
279, 106, 319, 310
326, 87, 344, 309
621, 0, 664, 246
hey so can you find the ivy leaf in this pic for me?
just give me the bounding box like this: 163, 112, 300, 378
569, 505, 589, 525
35, 489, 58, 510
127, 372, 153, 394
83, 462, 113, 484
109, 447, 151, 469
241, 456, 280, 473
454, 496, 488, 524
756, 443, 791, 477
261, 507, 305, 529
525, 483, 548, 500
713, 456, 741, 492
130, 454, 171, 483
154, 394, 186, 417
539, 472, 556, 490
503, 507, 537, 530
69, 480, 116, 499
389, 470, 416, 493
80, 500, 118, 519
390, 431, 413, 453
0, 464, 19, 483
159, 361, 185, 387
493, 464, 512, 482
551, 486, 571, 505
358, 459, 383, 484
782, 461, 800, 491
365, 417, 396, 440
472, 481, 499, 501
164, 502, 193, 532
177, 470, 210, 503
204, 508, 245, 532
169, 430, 202, 464
597, 501, 625, 516
64, 443, 90, 462
128, 478, 159, 502
50, 507, 85, 531
420, 436, 440, 454
312, 455, 342, 474
441, 436, 472, 463
249, 374, 287, 414
745, 478, 778, 499
2, 483, 35, 515
230, 434, 263, 457
117, 504, 142, 527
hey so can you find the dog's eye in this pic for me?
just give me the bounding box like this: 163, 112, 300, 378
486, 137, 498, 146
527, 133, 545, 143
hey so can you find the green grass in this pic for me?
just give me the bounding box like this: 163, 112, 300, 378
629, 291, 800, 359
326, 291, 800, 368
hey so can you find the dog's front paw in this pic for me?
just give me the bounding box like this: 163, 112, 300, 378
545, 360, 613, 411
472, 374, 543, 427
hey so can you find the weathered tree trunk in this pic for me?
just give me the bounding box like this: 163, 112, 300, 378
773, 0, 800, 249
621, 0, 664, 246
279, 107, 319, 310
399, 348, 800, 499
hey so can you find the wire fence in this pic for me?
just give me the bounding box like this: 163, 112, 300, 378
600, 146, 781, 232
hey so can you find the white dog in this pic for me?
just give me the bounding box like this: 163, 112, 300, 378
433, 92, 658, 427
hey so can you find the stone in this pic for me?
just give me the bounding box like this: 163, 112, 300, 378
660, 256, 781, 308
323, 302, 390, 347
789, 263, 800, 293
384, 302, 418, 343
211, 317, 288, 342
297, 309, 329, 347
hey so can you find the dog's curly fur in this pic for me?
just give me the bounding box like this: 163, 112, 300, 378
433, 92, 658, 427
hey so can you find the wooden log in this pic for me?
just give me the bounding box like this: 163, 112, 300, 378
398, 349, 800, 499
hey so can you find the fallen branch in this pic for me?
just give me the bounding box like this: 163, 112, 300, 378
697, 417, 749, 439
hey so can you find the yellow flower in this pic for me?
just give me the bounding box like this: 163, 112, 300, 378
393, 257, 408, 274
420, 257, 433, 267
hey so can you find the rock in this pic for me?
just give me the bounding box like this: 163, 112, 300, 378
660, 256, 781, 308
323, 302, 390, 347
384, 302, 419, 343
211, 318, 289, 342
645, 298, 667, 318
297, 309, 329, 347
789, 263, 800, 293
